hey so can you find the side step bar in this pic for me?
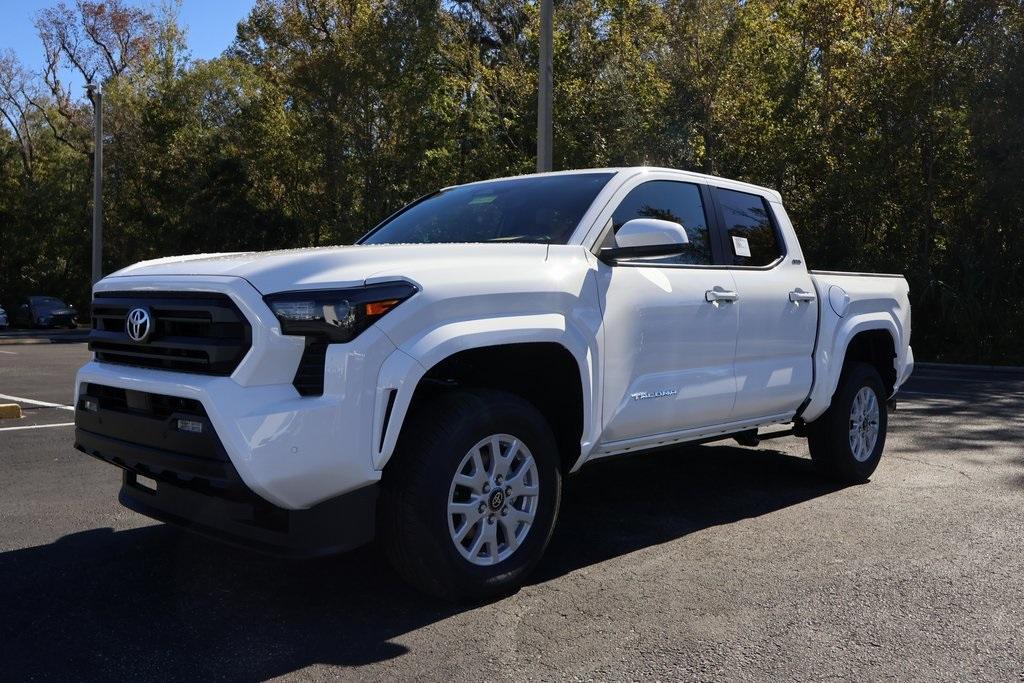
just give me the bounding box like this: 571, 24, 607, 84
733, 423, 804, 447
733, 399, 896, 448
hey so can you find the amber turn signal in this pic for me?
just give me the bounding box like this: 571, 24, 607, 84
365, 299, 401, 316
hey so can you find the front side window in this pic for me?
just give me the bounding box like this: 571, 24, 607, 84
607, 181, 712, 265
361, 173, 614, 245
715, 188, 783, 266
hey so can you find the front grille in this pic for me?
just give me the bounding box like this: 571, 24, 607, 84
90, 291, 252, 375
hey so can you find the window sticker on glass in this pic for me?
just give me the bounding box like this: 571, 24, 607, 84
468, 195, 497, 205
732, 235, 751, 258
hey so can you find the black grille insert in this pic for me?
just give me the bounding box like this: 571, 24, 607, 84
76, 383, 236, 494
293, 341, 328, 396
83, 383, 207, 419
90, 291, 252, 375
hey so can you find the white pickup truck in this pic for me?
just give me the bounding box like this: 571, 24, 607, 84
74, 167, 913, 599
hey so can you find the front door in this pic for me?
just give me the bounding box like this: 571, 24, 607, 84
595, 179, 740, 446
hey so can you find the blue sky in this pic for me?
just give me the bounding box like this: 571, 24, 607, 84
0, 0, 255, 86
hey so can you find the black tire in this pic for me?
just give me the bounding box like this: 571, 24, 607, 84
378, 389, 562, 601
807, 362, 888, 484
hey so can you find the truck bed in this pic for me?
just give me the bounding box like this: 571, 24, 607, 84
809, 269, 905, 279
800, 270, 914, 422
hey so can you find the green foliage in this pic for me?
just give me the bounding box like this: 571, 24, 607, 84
1, 0, 1022, 363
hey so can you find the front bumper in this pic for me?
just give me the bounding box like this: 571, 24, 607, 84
38, 313, 76, 327
74, 381, 380, 557
117, 468, 377, 558
74, 275, 399, 511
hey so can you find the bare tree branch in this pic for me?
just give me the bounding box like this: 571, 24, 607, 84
0, 51, 38, 178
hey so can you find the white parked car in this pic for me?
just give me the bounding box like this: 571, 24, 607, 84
74, 167, 913, 599
0, 305, 7, 329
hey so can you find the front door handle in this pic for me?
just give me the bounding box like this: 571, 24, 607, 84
789, 289, 816, 303
705, 287, 739, 303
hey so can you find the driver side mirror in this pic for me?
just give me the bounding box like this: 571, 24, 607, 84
599, 218, 689, 263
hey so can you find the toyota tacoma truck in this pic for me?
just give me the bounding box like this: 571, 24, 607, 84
74, 167, 913, 600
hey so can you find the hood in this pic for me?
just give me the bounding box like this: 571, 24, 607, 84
107, 243, 552, 294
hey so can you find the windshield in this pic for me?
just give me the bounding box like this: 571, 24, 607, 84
29, 297, 69, 311
361, 173, 614, 245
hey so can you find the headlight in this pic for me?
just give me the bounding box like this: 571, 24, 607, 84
264, 282, 417, 343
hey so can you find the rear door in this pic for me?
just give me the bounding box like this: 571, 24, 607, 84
710, 188, 816, 420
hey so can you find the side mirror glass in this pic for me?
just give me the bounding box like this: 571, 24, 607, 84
599, 218, 689, 263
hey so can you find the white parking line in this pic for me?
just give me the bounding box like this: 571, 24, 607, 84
0, 422, 74, 432
0, 350, 17, 355
0, 393, 74, 411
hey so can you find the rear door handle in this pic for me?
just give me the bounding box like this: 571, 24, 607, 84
705, 287, 739, 303
789, 289, 816, 303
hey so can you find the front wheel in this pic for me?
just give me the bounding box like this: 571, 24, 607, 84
379, 389, 562, 601
807, 362, 889, 483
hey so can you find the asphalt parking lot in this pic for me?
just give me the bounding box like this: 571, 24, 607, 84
1, 344, 1022, 681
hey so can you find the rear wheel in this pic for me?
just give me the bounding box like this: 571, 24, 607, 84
807, 362, 888, 483
379, 389, 562, 601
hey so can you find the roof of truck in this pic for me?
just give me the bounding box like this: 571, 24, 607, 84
447, 167, 783, 203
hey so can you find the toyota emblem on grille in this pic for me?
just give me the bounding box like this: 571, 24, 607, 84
125, 307, 153, 343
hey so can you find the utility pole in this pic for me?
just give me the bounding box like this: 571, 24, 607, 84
86, 83, 103, 285
536, 0, 553, 173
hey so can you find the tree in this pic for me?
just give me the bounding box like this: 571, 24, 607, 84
2, 0, 1024, 363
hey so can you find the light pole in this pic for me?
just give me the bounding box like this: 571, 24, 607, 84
86, 82, 103, 285
536, 0, 553, 172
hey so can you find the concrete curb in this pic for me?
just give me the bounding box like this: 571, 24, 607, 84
0, 404, 24, 419
0, 338, 57, 346
915, 361, 1024, 375
0, 335, 89, 346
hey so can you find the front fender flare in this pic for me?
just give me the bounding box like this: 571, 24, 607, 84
370, 314, 599, 471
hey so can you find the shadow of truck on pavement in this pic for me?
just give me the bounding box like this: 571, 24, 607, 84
0, 444, 839, 680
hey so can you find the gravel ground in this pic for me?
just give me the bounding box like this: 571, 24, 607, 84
1, 344, 1022, 681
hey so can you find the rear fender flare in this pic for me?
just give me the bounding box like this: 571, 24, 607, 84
802, 313, 902, 423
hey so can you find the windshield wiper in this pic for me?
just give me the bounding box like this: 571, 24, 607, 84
483, 235, 552, 244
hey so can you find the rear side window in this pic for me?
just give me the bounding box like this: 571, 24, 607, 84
715, 188, 783, 266
609, 181, 711, 265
